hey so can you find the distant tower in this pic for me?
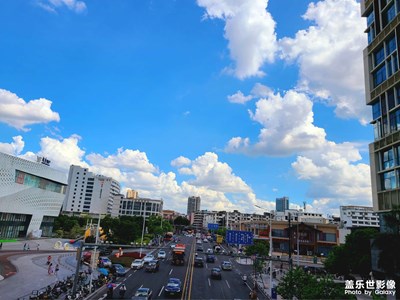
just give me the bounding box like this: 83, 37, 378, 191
126, 189, 138, 199
276, 197, 289, 212
187, 196, 201, 216
303, 201, 306, 211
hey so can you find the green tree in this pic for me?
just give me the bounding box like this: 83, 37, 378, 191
173, 216, 190, 226
345, 228, 378, 277
244, 240, 269, 257
324, 244, 350, 275
277, 267, 355, 299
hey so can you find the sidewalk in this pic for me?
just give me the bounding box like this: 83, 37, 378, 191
0, 238, 91, 300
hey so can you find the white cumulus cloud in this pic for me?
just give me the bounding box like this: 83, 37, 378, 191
0, 89, 60, 131
279, 0, 369, 124
227, 91, 253, 104
226, 90, 326, 156
0, 136, 25, 156
197, 0, 277, 79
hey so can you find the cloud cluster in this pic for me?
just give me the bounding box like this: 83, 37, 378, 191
226, 89, 326, 156
279, 0, 369, 124
227, 91, 253, 104
0, 89, 60, 131
225, 83, 372, 215
2, 135, 261, 213
0, 136, 25, 156
197, 0, 277, 79
37, 0, 87, 14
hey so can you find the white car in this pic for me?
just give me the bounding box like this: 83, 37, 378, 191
158, 250, 166, 259
170, 244, 176, 249
131, 259, 144, 269
144, 254, 155, 263
203, 238, 209, 243
206, 248, 213, 254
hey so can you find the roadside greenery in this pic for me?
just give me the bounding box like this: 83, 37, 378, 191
324, 228, 378, 278
53, 214, 175, 244
277, 267, 355, 299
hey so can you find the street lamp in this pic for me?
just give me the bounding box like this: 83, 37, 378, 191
254, 205, 273, 298
139, 203, 147, 257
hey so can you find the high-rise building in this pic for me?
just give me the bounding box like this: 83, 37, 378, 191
126, 189, 138, 199
0, 152, 67, 238
361, 1, 400, 218
187, 196, 201, 216
63, 165, 120, 215
276, 196, 289, 212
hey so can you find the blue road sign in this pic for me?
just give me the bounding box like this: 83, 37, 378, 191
208, 223, 219, 230
225, 230, 254, 245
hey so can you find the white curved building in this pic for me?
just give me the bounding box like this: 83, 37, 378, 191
0, 152, 67, 238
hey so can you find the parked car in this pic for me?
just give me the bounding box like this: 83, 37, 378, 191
98, 256, 112, 268
145, 260, 160, 272
206, 254, 215, 263
143, 254, 155, 264
132, 287, 153, 300
111, 264, 127, 276
164, 278, 182, 297
221, 261, 233, 270
131, 259, 145, 269
211, 267, 222, 279
194, 257, 204, 267
158, 250, 166, 259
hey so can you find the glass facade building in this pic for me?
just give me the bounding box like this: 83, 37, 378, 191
362, 0, 400, 213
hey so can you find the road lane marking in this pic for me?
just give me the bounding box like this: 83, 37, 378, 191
226, 280, 230, 288
128, 273, 132, 277
208, 278, 211, 287
158, 285, 165, 297
169, 268, 173, 275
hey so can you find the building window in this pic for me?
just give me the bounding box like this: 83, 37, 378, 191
387, 36, 397, 56
383, 170, 396, 190
375, 47, 385, 66
374, 65, 387, 87
367, 10, 375, 27
383, 149, 395, 169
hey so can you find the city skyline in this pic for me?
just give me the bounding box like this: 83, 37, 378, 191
0, 0, 372, 216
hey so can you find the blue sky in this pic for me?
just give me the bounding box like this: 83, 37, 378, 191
0, 0, 372, 216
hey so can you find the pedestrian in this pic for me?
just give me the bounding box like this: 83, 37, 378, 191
119, 283, 126, 298
107, 283, 114, 299
37, 243, 40, 251
47, 255, 52, 265
48, 262, 53, 275
27, 244, 30, 251
23, 243, 26, 251
55, 264, 59, 276
0, 242, 3, 249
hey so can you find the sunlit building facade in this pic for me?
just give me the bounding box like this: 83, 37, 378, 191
362, 0, 400, 217
0, 152, 67, 238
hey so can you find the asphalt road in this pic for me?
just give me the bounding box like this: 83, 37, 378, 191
88, 235, 256, 300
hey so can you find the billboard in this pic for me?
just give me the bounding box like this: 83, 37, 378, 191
226, 230, 254, 245
207, 223, 219, 230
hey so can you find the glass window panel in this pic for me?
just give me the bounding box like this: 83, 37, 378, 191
367, 10, 375, 27
375, 47, 385, 66
388, 90, 396, 110
387, 4, 396, 24
374, 65, 387, 87
387, 36, 397, 56
373, 101, 381, 119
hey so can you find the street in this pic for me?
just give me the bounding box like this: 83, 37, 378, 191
87, 235, 256, 300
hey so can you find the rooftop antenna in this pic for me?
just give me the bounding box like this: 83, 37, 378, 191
303, 201, 306, 211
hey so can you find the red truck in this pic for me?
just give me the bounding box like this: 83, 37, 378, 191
171, 244, 185, 265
